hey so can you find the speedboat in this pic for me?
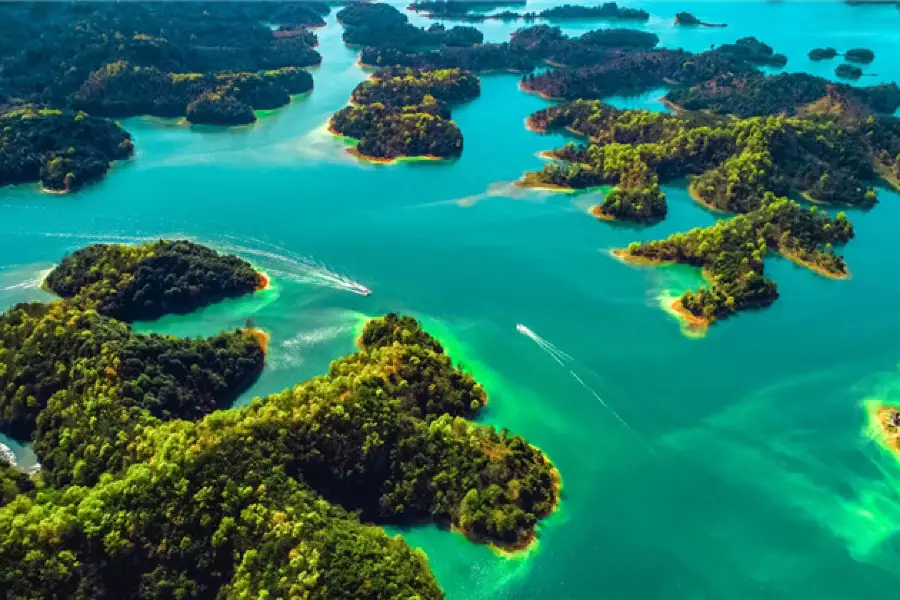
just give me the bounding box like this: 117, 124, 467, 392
358, 285, 372, 296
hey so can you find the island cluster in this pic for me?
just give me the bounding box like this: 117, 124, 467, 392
0, 241, 560, 598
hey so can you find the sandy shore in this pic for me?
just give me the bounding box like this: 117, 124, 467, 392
590, 204, 616, 221
687, 181, 728, 213
246, 328, 269, 354
779, 249, 850, 280
254, 271, 270, 291
518, 80, 562, 101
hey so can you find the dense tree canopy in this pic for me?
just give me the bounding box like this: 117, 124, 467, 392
45, 240, 265, 321
0, 2, 323, 125
360, 24, 659, 73
0, 241, 560, 598
525, 99, 896, 213
0, 108, 133, 192
621, 196, 853, 323
665, 72, 900, 117
331, 67, 479, 160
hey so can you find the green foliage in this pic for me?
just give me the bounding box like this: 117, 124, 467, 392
338, 2, 484, 50
359, 25, 657, 73
45, 240, 264, 321
627, 195, 854, 320
0, 3, 322, 121
0, 242, 559, 598
0, 109, 132, 191
0, 455, 33, 507
527, 100, 891, 212
666, 72, 900, 117
331, 68, 479, 160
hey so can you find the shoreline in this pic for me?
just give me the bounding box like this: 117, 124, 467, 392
246, 328, 269, 354
687, 181, 728, 213
609, 248, 674, 267
516, 177, 575, 193
590, 204, 616, 221
518, 80, 562, 101
667, 297, 713, 333
778, 248, 850, 280
326, 124, 451, 165
875, 161, 900, 192
453, 462, 562, 556
254, 271, 270, 291
525, 116, 546, 134
865, 400, 900, 461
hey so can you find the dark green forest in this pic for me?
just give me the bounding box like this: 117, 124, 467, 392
0, 108, 133, 192
0, 241, 560, 599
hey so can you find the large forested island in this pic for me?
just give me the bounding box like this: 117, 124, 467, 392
0, 108, 134, 192
330, 67, 480, 161
0, 241, 560, 598
408, 1, 648, 22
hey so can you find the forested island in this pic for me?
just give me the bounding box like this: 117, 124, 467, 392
338, 2, 484, 49
44, 240, 267, 321
674, 12, 727, 27
520, 36, 786, 101
360, 24, 659, 73
0, 2, 323, 125
0, 108, 133, 192
665, 72, 900, 117
330, 67, 479, 161
408, 1, 648, 22
836, 63, 864, 80
0, 241, 560, 598
616, 196, 853, 328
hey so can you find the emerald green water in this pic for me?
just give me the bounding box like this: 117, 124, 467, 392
4, 2, 900, 597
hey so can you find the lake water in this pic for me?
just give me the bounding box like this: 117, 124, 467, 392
3, 2, 900, 598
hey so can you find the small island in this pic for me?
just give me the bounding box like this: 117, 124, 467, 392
45, 239, 267, 321
0, 108, 134, 193
868, 401, 900, 460
330, 67, 479, 162
674, 12, 727, 27
0, 241, 561, 600
616, 196, 852, 327
845, 48, 875, 63
809, 47, 839, 61
537, 2, 650, 21
836, 63, 864, 80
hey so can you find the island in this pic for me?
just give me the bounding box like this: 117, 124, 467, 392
330, 67, 480, 162
868, 402, 900, 460
408, 1, 647, 22
836, 63, 864, 80
809, 47, 839, 61
664, 72, 900, 117
520, 37, 786, 102
0, 108, 134, 193
536, 3, 650, 21
0, 2, 323, 126
674, 12, 728, 27
615, 196, 852, 329
338, 2, 483, 49
845, 48, 876, 63
0, 241, 560, 598
45, 239, 267, 321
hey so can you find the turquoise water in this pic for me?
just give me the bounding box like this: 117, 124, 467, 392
3, 2, 900, 597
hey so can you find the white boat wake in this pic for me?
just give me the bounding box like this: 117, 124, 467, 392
516, 323, 655, 454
